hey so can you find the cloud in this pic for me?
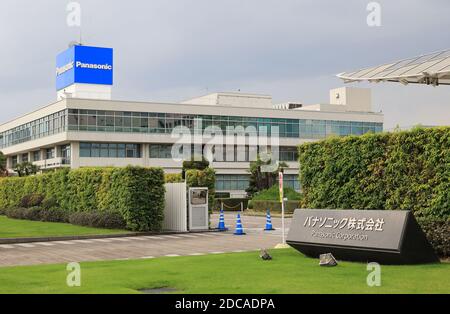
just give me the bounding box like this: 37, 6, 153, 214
0, 0, 449, 128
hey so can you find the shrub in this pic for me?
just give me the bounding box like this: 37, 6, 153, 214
298, 127, 450, 219
186, 168, 216, 211
0, 167, 166, 232
417, 217, 450, 258
247, 200, 299, 214
182, 156, 210, 179
20, 194, 45, 208
252, 185, 302, 202
5, 208, 27, 220
69, 211, 126, 230
99, 167, 165, 232
41, 207, 70, 223
4, 206, 124, 229
165, 173, 183, 183
42, 196, 59, 210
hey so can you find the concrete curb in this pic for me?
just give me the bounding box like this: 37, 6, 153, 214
0, 229, 223, 245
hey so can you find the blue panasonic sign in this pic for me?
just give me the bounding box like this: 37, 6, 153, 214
56, 45, 113, 91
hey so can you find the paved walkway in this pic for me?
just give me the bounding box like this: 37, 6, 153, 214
0, 213, 291, 267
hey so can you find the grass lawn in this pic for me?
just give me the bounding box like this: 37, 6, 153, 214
0, 248, 448, 294
0, 215, 128, 239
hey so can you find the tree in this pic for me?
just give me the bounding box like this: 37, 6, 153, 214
0, 151, 6, 177
13, 162, 39, 177
182, 155, 210, 179
246, 154, 288, 197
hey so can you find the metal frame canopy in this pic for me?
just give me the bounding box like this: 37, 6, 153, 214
337, 49, 450, 86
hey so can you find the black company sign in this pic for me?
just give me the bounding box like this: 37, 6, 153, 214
288, 209, 408, 251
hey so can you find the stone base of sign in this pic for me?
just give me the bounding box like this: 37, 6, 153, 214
287, 209, 439, 265
319, 253, 338, 267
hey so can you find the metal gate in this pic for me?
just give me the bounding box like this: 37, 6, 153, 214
163, 182, 187, 232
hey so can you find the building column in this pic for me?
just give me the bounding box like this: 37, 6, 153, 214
40, 148, 46, 160
142, 143, 150, 167
71, 142, 80, 169
6, 156, 12, 170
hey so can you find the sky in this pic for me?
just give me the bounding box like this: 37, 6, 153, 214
0, 0, 449, 129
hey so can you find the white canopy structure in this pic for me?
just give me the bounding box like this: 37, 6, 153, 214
337, 49, 450, 86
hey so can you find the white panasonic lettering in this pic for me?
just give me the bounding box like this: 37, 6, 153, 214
56, 61, 74, 76
75, 61, 112, 70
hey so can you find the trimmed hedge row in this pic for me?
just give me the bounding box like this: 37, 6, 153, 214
299, 127, 450, 219
298, 127, 450, 257
4, 207, 126, 230
0, 166, 165, 232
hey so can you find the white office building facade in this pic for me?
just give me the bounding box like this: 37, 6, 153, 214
0, 89, 383, 197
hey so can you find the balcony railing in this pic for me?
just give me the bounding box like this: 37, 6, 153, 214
33, 157, 71, 170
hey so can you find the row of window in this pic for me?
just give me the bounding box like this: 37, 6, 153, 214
0, 108, 383, 149
79, 143, 142, 158
215, 174, 300, 191
0, 110, 67, 149
215, 175, 251, 191
149, 144, 299, 162
9, 145, 71, 167
67, 110, 382, 139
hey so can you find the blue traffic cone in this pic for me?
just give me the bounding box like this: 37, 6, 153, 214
264, 209, 276, 231
217, 210, 229, 231
234, 214, 246, 235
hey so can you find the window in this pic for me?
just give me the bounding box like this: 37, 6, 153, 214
0, 110, 67, 149
79, 143, 141, 158
80, 143, 91, 157
33, 151, 41, 161
21, 153, 29, 163
46, 148, 55, 160
150, 144, 173, 159
279, 147, 299, 162
215, 174, 250, 191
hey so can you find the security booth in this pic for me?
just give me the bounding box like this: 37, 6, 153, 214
188, 187, 209, 231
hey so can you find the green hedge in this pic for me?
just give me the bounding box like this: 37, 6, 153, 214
185, 168, 216, 211
299, 127, 450, 219
247, 200, 300, 214
252, 185, 302, 201
417, 217, 450, 257
0, 166, 165, 232
4, 207, 126, 230
164, 173, 183, 183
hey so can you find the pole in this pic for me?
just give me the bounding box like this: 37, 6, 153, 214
241, 202, 243, 214
279, 171, 286, 245
281, 197, 285, 244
